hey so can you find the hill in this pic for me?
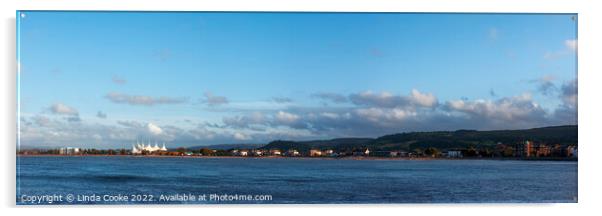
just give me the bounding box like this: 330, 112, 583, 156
370, 125, 577, 151
260, 138, 374, 152
259, 125, 577, 152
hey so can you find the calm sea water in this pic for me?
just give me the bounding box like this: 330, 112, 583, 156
16, 156, 577, 204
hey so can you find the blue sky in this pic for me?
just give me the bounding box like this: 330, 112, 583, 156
17, 12, 577, 148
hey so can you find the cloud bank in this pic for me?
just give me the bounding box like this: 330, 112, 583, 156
105, 92, 188, 106
21, 80, 577, 148
203, 92, 229, 106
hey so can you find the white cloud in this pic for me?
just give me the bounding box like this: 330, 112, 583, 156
188, 127, 217, 140
233, 132, 251, 140
544, 39, 577, 59
355, 107, 415, 122
20, 115, 232, 148
446, 93, 545, 121
92, 134, 102, 140
410, 89, 438, 107
147, 123, 163, 135
22, 83, 579, 147
203, 92, 229, 106
105, 92, 187, 106
565, 39, 577, 51
215, 85, 579, 138
350, 89, 438, 108
117, 120, 144, 128
222, 112, 267, 129
32, 115, 50, 126
49, 103, 79, 116
320, 112, 340, 119
275, 111, 300, 123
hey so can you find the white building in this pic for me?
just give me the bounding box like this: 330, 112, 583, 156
309, 149, 322, 157
447, 150, 463, 158
59, 147, 80, 155
132, 140, 168, 154
568, 146, 578, 158
252, 149, 264, 156
287, 149, 300, 156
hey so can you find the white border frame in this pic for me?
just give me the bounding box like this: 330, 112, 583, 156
2, 0, 601, 215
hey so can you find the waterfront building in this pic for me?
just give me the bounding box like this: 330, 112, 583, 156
239, 150, 249, 156
535, 144, 552, 157
287, 149, 300, 156
388, 151, 408, 157
514, 141, 533, 158
252, 149, 264, 156
352, 148, 370, 156
525, 141, 533, 157
269, 149, 282, 156
447, 150, 463, 158
371, 151, 394, 157
567, 146, 578, 158
551, 144, 564, 157
59, 147, 80, 155
309, 149, 323, 157
131, 140, 168, 154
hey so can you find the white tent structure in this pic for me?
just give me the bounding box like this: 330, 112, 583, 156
131, 140, 168, 154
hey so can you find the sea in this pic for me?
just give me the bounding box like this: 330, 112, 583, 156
16, 156, 578, 204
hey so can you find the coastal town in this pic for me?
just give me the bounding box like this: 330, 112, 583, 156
18, 140, 578, 160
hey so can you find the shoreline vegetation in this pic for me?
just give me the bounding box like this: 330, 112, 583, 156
18, 125, 578, 161
16, 154, 577, 161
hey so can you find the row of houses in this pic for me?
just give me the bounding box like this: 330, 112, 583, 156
231, 149, 301, 157
225, 141, 578, 159
226, 148, 466, 158
58, 147, 80, 155
47, 140, 577, 159
229, 148, 371, 157
514, 141, 577, 158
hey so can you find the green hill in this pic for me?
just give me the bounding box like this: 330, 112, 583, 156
260, 140, 313, 152
258, 125, 577, 152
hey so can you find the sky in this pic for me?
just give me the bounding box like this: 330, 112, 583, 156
17, 12, 577, 148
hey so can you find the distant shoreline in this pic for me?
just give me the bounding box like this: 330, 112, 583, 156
16, 154, 577, 161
